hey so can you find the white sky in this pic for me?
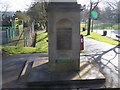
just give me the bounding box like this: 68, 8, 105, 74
0, 0, 117, 11
0, 0, 33, 11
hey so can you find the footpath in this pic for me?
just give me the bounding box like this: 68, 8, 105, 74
2, 37, 120, 88
82, 37, 120, 88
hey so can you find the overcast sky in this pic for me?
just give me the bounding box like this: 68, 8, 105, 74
0, 0, 33, 11
0, 0, 118, 12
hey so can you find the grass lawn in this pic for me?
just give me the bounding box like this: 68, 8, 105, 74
2, 46, 36, 55
2, 31, 48, 55
80, 22, 86, 30
81, 31, 119, 45
35, 31, 48, 53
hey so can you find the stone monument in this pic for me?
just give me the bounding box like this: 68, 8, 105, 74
27, 1, 105, 88
48, 1, 80, 72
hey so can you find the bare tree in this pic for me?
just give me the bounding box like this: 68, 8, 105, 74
27, 0, 48, 31
0, 2, 9, 31
105, 0, 120, 24
0, 2, 9, 14
87, 0, 101, 35
105, 0, 119, 9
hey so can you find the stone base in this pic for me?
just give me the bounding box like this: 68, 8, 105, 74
49, 60, 80, 72
27, 59, 105, 88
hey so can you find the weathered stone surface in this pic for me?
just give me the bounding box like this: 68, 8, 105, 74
28, 59, 105, 88
48, 2, 80, 11
48, 2, 80, 71
57, 28, 72, 50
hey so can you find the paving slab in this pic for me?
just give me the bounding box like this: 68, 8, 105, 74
28, 59, 105, 88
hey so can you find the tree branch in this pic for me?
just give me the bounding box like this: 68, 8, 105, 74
92, 2, 99, 10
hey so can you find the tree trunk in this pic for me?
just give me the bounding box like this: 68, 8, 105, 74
87, 3, 92, 35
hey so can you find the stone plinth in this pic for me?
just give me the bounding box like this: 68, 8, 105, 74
28, 59, 105, 88
48, 2, 81, 72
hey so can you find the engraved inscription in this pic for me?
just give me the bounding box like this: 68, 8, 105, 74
57, 28, 72, 50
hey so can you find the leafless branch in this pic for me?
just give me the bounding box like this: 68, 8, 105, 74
92, 2, 99, 10
106, 1, 116, 10
2, 5, 8, 16
106, 0, 118, 7
105, 0, 120, 13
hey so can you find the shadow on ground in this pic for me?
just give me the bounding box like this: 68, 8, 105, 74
83, 44, 120, 88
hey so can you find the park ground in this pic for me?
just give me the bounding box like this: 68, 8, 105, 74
2, 30, 120, 88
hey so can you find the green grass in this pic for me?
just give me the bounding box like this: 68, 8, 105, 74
35, 32, 48, 53
0, 45, 2, 50
112, 24, 120, 30
2, 31, 48, 55
80, 22, 86, 30
93, 23, 120, 30
5, 39, 24, 46
2, 46, 36, 55
81, 31, 119, 45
